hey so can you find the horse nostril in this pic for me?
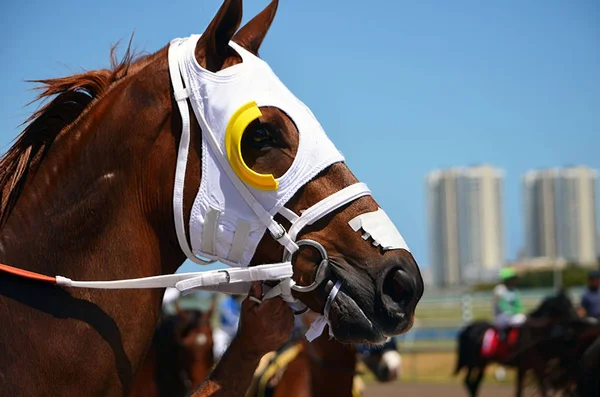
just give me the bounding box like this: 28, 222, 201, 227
382, 269, 412, 309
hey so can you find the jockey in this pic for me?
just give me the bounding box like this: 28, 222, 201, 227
212, 294, 244, 360
580, 270, 600, 320
493, 267, 526, 336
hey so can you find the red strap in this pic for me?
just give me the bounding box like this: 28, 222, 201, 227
0, 263, 56, 284
508, 329, 520, 345
481, 328, 498, 358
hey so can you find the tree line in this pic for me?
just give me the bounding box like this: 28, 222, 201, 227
473, 263, 600, 292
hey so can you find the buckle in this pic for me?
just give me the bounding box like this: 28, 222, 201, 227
217, 270, 231, 284
269, 223, 286, 241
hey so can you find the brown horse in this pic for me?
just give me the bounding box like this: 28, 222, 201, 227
0, 1, 423, 395
131, 300, 216, 397
288, 330, 360, 397
247, 313, 402, 397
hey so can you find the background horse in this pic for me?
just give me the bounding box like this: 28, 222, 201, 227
454, 291, 579, 397
0, 1, 423, 395
131, 301, 215, 397
247, 313, 402, 397
577, 333, 600, 397
134, 301, 400, 397
358, 337, 402, 383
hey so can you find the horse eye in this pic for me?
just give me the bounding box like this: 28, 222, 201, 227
252, 128, 271, 143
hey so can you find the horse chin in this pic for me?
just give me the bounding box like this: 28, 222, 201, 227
327, 290, 387, 344
325, 285, 415, 344
324, 258, 417, 341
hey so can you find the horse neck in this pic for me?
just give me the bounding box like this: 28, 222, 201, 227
1, 72, 185, 277
187, 345, 214, 388
0, 53, 194, 395
530, 299, 576, 322
308, 334, 357, 397
186, 325, 215, 388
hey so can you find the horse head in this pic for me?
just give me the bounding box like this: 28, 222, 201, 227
0, 0, 428, 393
359, 338, 402, 382
529, 290, 577, 320
173, 302, 215, 388
0, 0, 423, 351
168, 0, 424, 344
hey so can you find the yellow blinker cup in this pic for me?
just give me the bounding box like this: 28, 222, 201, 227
225, 102, 279, 191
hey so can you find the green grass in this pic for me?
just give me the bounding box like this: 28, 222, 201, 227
400, 340, 456, 350
413, 301, 542, 325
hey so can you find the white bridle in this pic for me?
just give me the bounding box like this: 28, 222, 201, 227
167, 36, 373, 336
52, 36, 408, 342
54, 38, 370, 341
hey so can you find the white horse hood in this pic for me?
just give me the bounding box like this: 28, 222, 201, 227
172, 35, 344, 267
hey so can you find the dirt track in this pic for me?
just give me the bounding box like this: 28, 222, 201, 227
363, 382, 513, 397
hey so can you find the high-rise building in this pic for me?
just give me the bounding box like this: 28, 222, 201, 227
427, 165, 505, 287
427, 168, 462, 287
523, 166, 598, 265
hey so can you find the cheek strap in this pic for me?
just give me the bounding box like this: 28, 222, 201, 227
305, 280, 342, 342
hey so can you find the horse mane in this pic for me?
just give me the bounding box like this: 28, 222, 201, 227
0, 39, 146, 227
529, 290, 577, 320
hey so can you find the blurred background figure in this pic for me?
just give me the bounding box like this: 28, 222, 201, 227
213, 294, 244, 360
493, 268, 526, 338
579, 270, 600, 321
492, 268, 525, 381
359, 337, 403, 382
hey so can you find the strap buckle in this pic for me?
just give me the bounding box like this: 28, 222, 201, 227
269, 223, 286, 241
173, 87, 190, 102
217, 270, 231, 284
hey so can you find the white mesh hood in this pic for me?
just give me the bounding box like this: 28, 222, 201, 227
173, 35, 344, 266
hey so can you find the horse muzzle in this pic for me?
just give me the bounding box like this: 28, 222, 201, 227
326, 254, 423, 343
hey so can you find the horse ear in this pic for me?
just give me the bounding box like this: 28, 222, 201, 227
233, 0, 279, 55
196, 0, 244, 71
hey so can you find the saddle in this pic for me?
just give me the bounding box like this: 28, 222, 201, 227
246, 340, 305, 397
481, 327, 520, 360
246, 338, 364, 397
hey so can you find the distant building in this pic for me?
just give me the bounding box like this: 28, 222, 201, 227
419, 266, 434, 286
427, 165, 505, 287
523, 166, 598, 265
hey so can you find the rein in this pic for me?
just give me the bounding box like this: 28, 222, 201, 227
0, 262, 292, 294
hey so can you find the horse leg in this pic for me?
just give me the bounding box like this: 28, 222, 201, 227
515, 367, 525, 397
465, 366, 485, 397
532, 363, 547, 397
463, 367, 474, 397
578, 337, 600, 397
471, 365, 485, 397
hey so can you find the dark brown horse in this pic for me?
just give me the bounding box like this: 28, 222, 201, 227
577, 332, 600, 397
455, 291, 582, 397
131, 300, 216, 397
0, 1, 423, 395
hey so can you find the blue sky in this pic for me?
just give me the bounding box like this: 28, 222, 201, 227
1, 0, 599, 274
